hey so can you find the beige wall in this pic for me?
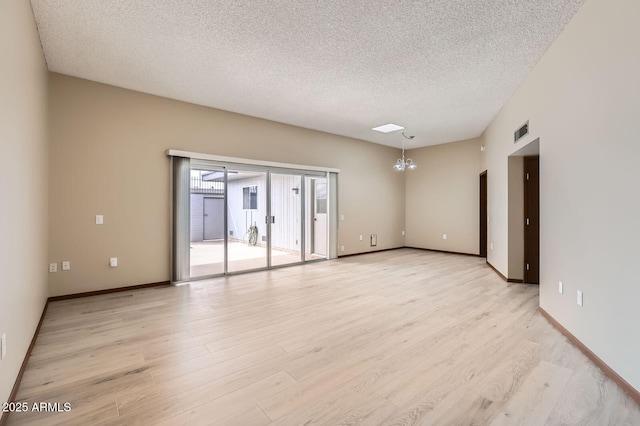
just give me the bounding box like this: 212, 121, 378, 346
405, 138, 481, 254
0, 0, 49, 406
483, 0, 640, 391
48, 73, 405, 296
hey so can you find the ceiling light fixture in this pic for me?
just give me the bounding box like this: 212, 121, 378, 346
394, 132, 417, 171
372, 123, 405, 133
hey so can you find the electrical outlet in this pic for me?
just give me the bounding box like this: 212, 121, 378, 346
62, 261, 71, 271
340, 214, 345, 221
402, 230, 405, 236
110, 257, 118, 268
1, 333, 6, 360
96, 215, 104, 225
558, 281, 563, 294
49, 263, 57, 273
443, 234, 447, 240
490, 242, 494, 250
340, 245, 345, 252
577, 290, 583, 306
359, 235, 363, 241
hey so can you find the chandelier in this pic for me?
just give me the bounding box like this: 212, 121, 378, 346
394, 132, 417, 171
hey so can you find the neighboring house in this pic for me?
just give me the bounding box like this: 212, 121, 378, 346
189, 170, 305, 253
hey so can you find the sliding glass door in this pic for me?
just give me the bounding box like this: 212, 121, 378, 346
226, 169, 268, 273
270, 173, 303, 267
175, 157, 333, 282
189, 167, 225, 278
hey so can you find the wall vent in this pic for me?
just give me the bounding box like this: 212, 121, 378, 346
514, 121, 529, 142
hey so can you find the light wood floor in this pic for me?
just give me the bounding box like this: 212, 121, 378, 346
7, 249, 640, 425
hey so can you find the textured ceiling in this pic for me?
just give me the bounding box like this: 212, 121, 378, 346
30, 0, 585, 148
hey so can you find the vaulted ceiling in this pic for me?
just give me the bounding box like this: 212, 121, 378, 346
30, 0, 585, 148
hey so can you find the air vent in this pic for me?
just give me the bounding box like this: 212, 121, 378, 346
514, 121, 529, 142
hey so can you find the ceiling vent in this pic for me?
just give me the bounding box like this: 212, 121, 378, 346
514, 121, 529, 143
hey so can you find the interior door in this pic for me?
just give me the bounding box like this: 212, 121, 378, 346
313, 179, 328, 256
524, 156, 540, 284
479, 171, 487, 257
203, 197, 224, 240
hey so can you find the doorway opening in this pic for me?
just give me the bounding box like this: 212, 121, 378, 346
507, 138, 540, 284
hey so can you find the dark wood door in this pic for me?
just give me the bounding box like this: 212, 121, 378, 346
524, 156, 539, 284
479, 171, 488, 257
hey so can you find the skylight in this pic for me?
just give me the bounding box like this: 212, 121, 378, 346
372, 123, 405, 133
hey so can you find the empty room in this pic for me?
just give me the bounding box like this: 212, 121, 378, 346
1, 0, 639, 424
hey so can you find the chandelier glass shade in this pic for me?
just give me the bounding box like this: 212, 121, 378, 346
394, 133, 417, 171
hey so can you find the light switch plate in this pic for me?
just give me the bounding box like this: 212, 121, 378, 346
577, 290, 583, 306
1, 333, 6, 360
110, 257, 118, 267
96, 215, 104, 225
62, 261, 70, 271
558, 281, 563, 294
